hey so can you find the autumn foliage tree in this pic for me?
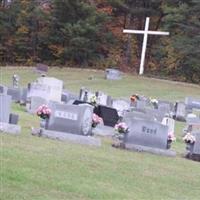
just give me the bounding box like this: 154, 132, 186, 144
0, 0, 199, 83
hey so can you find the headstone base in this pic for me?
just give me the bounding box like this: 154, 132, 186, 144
92, 124, 115, 137
41, 129, 101, 147
185, 153, 200, 162
0, 122, 21, 135
124, 143, 176, 157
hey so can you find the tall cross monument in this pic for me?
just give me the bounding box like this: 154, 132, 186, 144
123, 17, 169, 75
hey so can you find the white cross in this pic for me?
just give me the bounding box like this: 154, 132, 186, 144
123, 17, 169, 75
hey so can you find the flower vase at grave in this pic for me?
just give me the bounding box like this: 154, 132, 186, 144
167, 140, 172, 149
186, 142, 194, 152
40, 118, 48, 129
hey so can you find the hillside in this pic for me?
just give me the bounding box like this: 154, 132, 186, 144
1, 67, 200, 200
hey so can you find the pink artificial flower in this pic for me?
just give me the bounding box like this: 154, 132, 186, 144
168, 132, 176, 141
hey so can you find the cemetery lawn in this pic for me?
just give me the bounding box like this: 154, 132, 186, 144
1, 67, 200, 200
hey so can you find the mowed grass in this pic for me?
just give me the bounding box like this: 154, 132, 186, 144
0, 67, 200, 200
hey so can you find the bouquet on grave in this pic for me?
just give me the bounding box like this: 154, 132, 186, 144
166, 132, 176, 149
150, 97, 158, 109
89, 95, 98, 106
92, 113, 103, 128
130, 94, 140, 103
167, 132, 176, 143
36, 104, 51, 119
183, 132, 196, 144
114, 122, 129, 134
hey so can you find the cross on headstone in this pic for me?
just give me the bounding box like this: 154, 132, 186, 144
123, 17, 169, 75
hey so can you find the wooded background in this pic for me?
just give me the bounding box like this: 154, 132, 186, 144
0, 0, 200, 83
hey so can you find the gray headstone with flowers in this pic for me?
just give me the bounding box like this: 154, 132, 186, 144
116, 118, 176, 157
36, 103, 101, 146
46, 103, 93, 135
183, 131, 200, 161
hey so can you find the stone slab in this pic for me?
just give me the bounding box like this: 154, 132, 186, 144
125, 143, 176, 157
41, 129, 101, 147
0, 122, 21, 135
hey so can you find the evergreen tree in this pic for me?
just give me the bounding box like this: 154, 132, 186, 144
48, 0, 113, 65
160, 0, 200, 83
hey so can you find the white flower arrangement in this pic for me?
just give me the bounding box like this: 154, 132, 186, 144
150, 98, 158, 104
89, 95, 97, 105
183, 132, 196, 144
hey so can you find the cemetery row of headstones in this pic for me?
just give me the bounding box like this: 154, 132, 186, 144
0, 73, 200, 161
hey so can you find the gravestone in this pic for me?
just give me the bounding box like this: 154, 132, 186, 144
105, 68, 122, 80
27, 77, 63, 106
145, 108, 165, 122
0, 85, 7, 95
162, 117, 175, 136
61, 90, 78, 104
185, 131, 200, 161
9, 113, 19, 125
0, 94, 21, 134
122, 118, 176, 156
39, 103, 101, 146
157, 100, 174, 116
123, 109, 153, 121
185, 97, 200, 110
20, 88, 28, 104
7, 87, 21, 102
174, 102, 186, 122
46, 104, 93, 136
0, 94, 11, 123
79, 88, 95, 103
27, 82, 50, 100
192, 132, 200, 155
27, 96, 48, 114
94, 105, 119, 127
96, 91, 112, 107
112, 99, 130, 117
184, 117, 200, 133
136, 100, 146, 110
37, 77, 63, 102
34, 63, 48, 75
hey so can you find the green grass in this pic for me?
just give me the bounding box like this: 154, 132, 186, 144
0, 67, 200, 200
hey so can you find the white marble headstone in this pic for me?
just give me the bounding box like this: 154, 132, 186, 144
37, 77, 63, 102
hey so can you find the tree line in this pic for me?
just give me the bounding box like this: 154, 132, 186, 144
0, 0, 199, 83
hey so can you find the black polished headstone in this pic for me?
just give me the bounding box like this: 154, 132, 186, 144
94, 105, 119, 127
9, 113, 19, 125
